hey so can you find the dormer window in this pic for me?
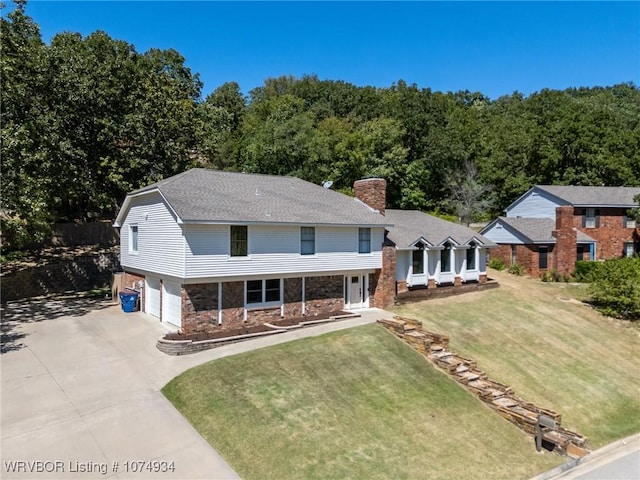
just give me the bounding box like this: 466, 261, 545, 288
466, 242, 477, 270
412, 243, 425, 274
441, 242, 452, 273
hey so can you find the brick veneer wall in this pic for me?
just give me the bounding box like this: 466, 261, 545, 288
284, 277, 303, 317
221, 281, 244, 329
370, 243, 396, 309
490, 244, 555, 278
123, 271, 145, 311
182, 283, 218, 334
571, 207, 638, 259
305, 275, 344, 315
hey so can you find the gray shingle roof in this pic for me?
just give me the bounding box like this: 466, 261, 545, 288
535, 185, 640, 207
496, 217, 595, 243
129, 169, 390, 226
384, 209, 496, 248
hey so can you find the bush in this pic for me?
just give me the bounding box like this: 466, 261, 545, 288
488, 258, 505, 271
588, 257, 640, 320
508, 264, 524, 276
540, 269, 570, 283
573, 260, 602, 282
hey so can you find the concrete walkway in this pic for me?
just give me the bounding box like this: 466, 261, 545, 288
1, 297, 393, 479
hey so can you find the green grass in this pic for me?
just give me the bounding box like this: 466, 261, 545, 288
164, 325, 561, 480
395, 269, 640, 448
163, 269, 639, 479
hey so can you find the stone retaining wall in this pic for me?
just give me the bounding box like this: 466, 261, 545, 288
1, 247, 121, 302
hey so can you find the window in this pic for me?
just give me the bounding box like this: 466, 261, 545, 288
358, 228, 371, 254
466, 242, 476, 270
624, 243, 635, 258
511, 245, 517, 265
583, 208, 599, 228
412, 244, 424, 274
230, 225, 248, 256
246, 279, 281, 305
441, 243, 452, 273
539, 246, 548, 269
129, 225, 138, 253
301, 227, 315, 255
624, 215, 636, 229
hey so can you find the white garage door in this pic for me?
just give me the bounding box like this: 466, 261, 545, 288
162, 281, 182, 327
145, 277, 161, 318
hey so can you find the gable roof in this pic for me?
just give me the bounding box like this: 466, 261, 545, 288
485, 217, 595, 244
384, 209, 496, 248
115, 168, 391, 227
533, 185, 638, 208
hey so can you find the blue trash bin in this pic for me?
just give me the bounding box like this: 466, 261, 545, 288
119, 291, 139, 313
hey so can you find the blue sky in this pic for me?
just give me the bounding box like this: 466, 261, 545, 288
13, 1, 640, 100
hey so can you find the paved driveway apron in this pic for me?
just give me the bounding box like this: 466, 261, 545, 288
2, 298, 389, 479
1, 299, 240, 480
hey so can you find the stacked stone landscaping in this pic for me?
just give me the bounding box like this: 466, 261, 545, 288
378, 316, 589, 459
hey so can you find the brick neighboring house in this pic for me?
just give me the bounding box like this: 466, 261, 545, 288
481, 185, 640, 277
114, 169, 495, 334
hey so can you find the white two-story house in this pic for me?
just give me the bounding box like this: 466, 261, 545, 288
114, 169, 495, 334
114, 169, 390, 333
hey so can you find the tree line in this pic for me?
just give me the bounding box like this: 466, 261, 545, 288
2, 0, 640, 250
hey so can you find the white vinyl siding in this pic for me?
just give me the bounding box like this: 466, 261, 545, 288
481, 221, 527, 244
184, 225, 384, 279
506, 190, 563, 218
120, 193, 185, 277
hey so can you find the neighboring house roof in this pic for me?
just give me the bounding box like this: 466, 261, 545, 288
384, 209, 496, 248
509, 185, 640, 210
484, 217, 596, 244
115, 168, 391, 227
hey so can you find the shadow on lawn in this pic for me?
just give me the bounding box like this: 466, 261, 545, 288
1, 296, 112, 353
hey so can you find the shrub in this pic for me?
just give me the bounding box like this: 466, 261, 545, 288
573, 260, 602, 282
588, 257, 640, 320
488, 258, 505, 271
508, 263, 524, 276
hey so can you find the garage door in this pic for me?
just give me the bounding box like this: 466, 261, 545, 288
161, 281, 182, 327
145, 277, 161, 318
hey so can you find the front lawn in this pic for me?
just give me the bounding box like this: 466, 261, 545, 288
163, 324, 561, 480
163, 269, 639, 479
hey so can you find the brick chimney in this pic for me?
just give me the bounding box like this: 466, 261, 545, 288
354, 178, 387, 215
553, 206, 577, 276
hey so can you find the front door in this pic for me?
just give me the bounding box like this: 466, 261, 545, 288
349, 276, 362, 309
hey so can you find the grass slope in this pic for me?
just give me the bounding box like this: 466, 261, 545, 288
395, 269, 640, 448
164, 324, 560, 480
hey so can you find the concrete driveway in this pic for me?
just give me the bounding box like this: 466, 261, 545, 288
1, 296, 389, 479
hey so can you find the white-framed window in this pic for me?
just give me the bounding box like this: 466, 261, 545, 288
412, 243, 425, 274
358, 228, 371, 254
441, 243, 452, 273
230, 225, 248, 257
246, 279, 281, 306
583, 208, 599, 228
466, 242, 477, 270
301, 227, 315, 255
624, 215, 636, 229
129, 225, 138, 253
624, 242, 635, 258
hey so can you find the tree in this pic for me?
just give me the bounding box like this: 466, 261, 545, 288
588, 257, 640, 320
1, 0, 53, 248
446, 160, 494, 226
